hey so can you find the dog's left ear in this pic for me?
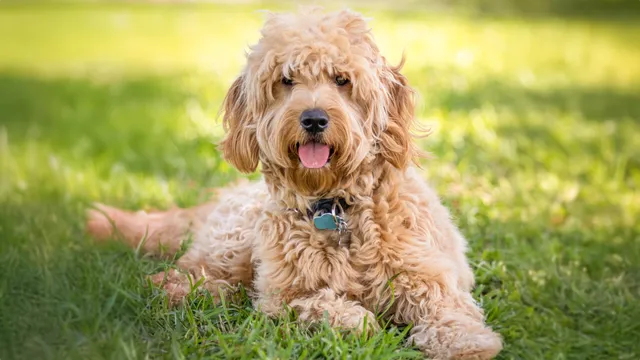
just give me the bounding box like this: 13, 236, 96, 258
379, 56, 416, 169
219, 75, 260, 173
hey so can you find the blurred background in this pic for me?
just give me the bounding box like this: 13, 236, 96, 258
0, 1, 639, 359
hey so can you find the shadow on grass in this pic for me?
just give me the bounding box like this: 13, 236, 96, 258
443, 0, 640, 20
0, 71, 234, 183
333, 0, 640, 22
0, 197, 153, 359
408, 72, 640, 194
418, 76, 640, 123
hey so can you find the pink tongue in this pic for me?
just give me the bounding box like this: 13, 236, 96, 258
298, 142, 330, 169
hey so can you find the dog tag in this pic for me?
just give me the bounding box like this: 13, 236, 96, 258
313, 213, 338, 230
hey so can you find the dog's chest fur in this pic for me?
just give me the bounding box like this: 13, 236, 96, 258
297, 223, 403, 308
253, 190, 428, 311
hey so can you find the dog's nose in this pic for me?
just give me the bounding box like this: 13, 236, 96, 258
300, 108, 329, 134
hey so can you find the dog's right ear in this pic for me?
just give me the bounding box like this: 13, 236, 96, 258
219, 75, 260, 173
378, 56, 417, 170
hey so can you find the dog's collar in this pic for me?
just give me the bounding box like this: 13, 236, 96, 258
290, 198, 350, 232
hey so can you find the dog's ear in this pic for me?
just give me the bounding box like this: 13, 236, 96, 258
379, 56, 416, 169
220, 75, 260, 173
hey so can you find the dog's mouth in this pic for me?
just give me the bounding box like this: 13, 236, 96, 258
296, 141, 334, 169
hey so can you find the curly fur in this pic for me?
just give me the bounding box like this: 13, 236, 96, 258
86, 8, 503, 359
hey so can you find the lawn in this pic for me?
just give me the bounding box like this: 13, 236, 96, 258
0, 2, 639, 359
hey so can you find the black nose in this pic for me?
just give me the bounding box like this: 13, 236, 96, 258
300, 108, 329, 134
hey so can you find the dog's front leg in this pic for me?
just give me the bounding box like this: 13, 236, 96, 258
291, 288, 380, 334
256, 288, 379, 334
392, 276, 502, 360
253, 213, 378, 334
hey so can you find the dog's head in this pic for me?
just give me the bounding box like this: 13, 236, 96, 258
220, 8, 417, 195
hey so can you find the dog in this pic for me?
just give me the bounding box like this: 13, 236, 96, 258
86, 8, 503, 360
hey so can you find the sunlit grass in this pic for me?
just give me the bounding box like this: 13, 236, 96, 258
0, 3, 638, 359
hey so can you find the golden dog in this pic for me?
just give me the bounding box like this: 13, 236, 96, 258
87, 8, 503, 359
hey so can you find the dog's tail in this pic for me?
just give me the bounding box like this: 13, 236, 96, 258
86, 202, 215, 258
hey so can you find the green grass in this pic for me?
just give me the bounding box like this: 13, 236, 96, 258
1, 3, 639, 359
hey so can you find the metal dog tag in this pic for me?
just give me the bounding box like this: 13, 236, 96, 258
313, 213, 338, 230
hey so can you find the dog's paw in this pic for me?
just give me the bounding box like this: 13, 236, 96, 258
148, 270, 193, 305
409, 319, 502, 360
335, 306, 380, 336
447, 327, 502, 360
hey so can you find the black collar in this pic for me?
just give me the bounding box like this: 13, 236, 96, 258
307, 197, 349, 218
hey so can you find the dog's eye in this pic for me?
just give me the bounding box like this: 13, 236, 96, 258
335, 76, 349, 86
282, 77, 294, 86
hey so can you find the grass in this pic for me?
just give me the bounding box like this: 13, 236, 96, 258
0, 2, 639, 359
